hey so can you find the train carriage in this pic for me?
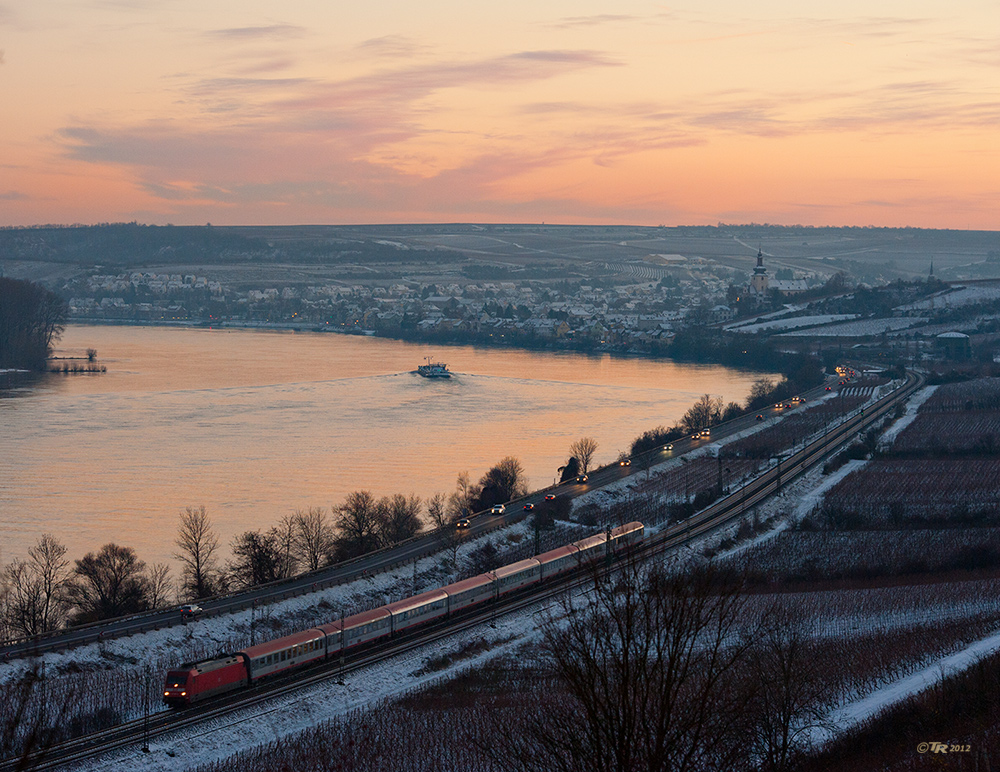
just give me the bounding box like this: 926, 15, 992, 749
316, 619, 343, 656
571, 532, 608, 565
241, 627, 326, 682
442, 574, 496, 614
609, 521, 644, 550
386, 588, 448, 634
535, 544, 582, 580
490, 558, 541, 595
340, 607, 392, 650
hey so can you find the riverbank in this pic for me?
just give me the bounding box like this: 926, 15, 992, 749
64, 315, 798, 376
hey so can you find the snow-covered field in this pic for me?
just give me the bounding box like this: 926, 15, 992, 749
894, 283, 1000, 312
778, 317, 928, 337
878, 384, 937, 447
728, 314, 859, 334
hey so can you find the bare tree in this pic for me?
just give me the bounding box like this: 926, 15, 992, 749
569, 437, 599, 475
744, 606, 831, 772
228, 531, 284, 589
335, 490, 382, 560
474, 456, 528, 510
446, 471, 476, 518
0, 567, 9, 642
65, 544, 153, 623
746, 377, 777, 410
0, 277, 68, 370
270, 515, 298, 579
377, 494, 422, 545
500, 561, 756, 772
4, 561, 43, 639
146, 563, 173, 609
173, 506, 221, 600
3, 535, 70, 638
28, 535, 69, 632
293, 507, 336, 572
681, 394, 723, 433
426, 492, 448, 530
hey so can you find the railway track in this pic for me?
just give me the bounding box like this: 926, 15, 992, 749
4, 370, 924, 771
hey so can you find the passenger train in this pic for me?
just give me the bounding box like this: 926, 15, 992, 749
163, 521, 644, 706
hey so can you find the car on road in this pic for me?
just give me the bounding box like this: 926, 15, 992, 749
576, 474, 589, 483
455, 518, 471, 528
825, 386, 832, 391
544, 494, 557, 501
180, 604, 202, 618
755, 414, 764, 421
664, 443, 673, 451
523, 503, 535, 511
490, 504, 506, 515
619, 458, 631, 466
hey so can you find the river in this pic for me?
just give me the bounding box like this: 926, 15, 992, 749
0, 325, 773, 569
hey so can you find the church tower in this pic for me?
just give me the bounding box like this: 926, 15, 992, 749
749, 247, 769, 297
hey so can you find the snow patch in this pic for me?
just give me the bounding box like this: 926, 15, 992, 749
879, 384, 938, 447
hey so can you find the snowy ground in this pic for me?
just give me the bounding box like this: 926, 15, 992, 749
70, 602, 546, 771
778, 317, 928, 337
727, 315, 859, 334
877, 384, 937, 448
808, 628, 1000, 748
895, 283, 1000, 312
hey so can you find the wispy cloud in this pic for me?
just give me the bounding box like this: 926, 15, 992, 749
231, 57, 298, 76
283, 49, 620, 111
206, 24, 306, 41
354, 35, 430, 60
0, 190, 27, 200
549, 14, 639, 29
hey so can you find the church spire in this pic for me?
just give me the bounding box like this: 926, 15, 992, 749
749, 245, 769, 297
753, 246, 767, 275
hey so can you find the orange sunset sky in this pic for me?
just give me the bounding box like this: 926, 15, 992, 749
1, 1, 998, 229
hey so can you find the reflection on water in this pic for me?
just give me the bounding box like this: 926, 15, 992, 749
0, 325, 774, 568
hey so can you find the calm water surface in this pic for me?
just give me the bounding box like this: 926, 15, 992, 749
1, 325, 773, 568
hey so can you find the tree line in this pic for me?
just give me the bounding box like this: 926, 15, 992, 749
0, 278, 67, 370
0, 455, 532, 638
630, 369, 824, 457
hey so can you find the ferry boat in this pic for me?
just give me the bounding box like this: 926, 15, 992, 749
417, 359, 451, 378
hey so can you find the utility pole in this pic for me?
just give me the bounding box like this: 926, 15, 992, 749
142, 666, 151, 753
337, 609, 346, 685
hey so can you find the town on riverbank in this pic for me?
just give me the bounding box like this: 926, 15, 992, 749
4, 222, 1000, 373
